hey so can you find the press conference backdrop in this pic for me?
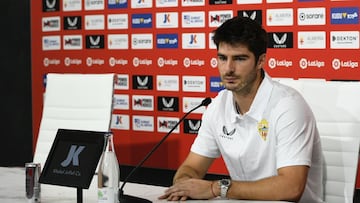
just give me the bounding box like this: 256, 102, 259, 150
31, 0, 360, 186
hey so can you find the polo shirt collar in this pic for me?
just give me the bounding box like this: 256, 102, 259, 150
230, 72, 274, 123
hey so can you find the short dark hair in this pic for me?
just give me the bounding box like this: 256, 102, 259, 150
212, 16, 268, 62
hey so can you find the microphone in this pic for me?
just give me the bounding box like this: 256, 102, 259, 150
118, 97, 212, 203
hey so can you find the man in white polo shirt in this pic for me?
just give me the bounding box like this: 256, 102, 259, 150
159, 16, 324, 203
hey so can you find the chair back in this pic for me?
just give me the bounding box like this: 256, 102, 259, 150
276, 78, 360, 203
33, 73, 115, 169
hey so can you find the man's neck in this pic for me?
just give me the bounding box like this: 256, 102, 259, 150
233, 71, 264, 115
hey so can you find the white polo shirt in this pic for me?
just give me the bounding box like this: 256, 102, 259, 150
191, 73, 324, 203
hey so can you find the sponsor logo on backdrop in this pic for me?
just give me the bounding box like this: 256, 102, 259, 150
184, 119, 202, 134
133, 116, 154, 132
131, 34, 153, 49
157, 57, 179, 67
297, 7, 326, 25
108, 14, 128, 29
131, 13, 153, 28
209, 0, 232, 5
85, 15, 105, 30
64, 57, 82, 66
43, 58, 61, 67
63, 16, 82, 30
109, 57, 128, 67
268, 32, 293, 48
108, 0, 127, 9
114, 74, 129, 90
113, 94, 130, 110
131, 0, 152, 8
238, 10, 262, 25
157, 57, 178, 67
298, 31, 326, 49
330, 31, 359, 49
237, 0, 262, 4
156, 12, 179, 28
156, 34, 178, 49
208, 10, 233, 27
183, 57, 205, 68
182, 0, 205, 6
132, 95, 154, 111
299, 58, 325, 69
156, 75, 179, 91
63, 0, 82, 11
84, 0, 104, 10
266, 8, 293, 26
183, 97, 207, 114
132, 75, 153, 90
157, 117, 180, 133
157, 96, 179, 112
43, 0, 60, 12
332, 58, 359, 70
268, 58, 293, 69
210, 57, 218, 68
156, 0, 178, 7
331, 7, 359, 24
42, 17, 61, 32
132, 57, 153, 67
182, 76, 206, 92
210, 76, 225, 92
209, 33, 216, 49
182, 33, 206, 49
182, 12, 205, 28
86, 35, 104, 49
43, 36, 61, 50
63, 35, 82, 50
111, 114, 130, 130
108, 34, 129, 49
86, 57, 105, 66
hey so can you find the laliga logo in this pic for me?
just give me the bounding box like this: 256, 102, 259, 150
210, 58, 217, 68
61, 145, 85, 167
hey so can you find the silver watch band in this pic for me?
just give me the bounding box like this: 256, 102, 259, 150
219, 179, 231, 198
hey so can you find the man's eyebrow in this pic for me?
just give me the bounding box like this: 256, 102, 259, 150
217, 53, 250, 58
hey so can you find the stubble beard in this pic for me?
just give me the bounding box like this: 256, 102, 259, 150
223, 67, 258, 95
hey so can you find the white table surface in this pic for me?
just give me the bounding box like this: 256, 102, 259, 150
0, 167, 291, 203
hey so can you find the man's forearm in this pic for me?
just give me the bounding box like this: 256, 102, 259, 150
173, 165, 205, 184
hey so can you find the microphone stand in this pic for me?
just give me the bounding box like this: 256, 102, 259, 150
118, 97, 212, 203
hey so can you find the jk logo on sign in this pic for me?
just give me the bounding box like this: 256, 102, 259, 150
61, 145, 85, 167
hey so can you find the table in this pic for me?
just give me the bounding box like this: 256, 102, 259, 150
0, 167, 291, 203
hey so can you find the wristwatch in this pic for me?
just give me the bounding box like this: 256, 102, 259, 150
219, 179, 231, 198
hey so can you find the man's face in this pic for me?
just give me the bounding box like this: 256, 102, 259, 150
217, 42, 263, 94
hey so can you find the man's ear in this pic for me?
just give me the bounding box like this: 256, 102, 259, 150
257, 54, 266, 69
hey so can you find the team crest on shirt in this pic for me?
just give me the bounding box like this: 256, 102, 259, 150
257, 119, 269, 141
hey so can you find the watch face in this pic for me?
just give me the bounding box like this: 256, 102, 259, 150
221, 179, 231, 186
